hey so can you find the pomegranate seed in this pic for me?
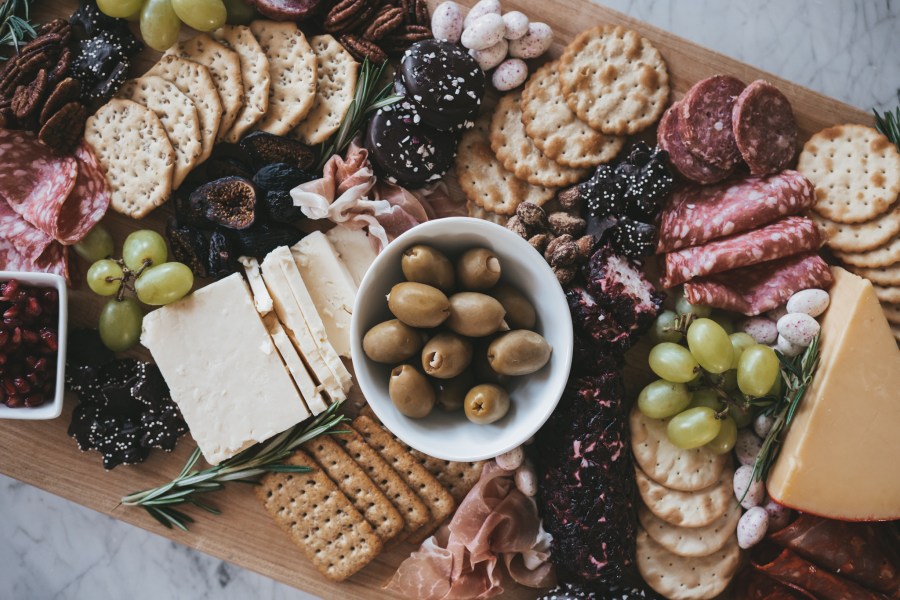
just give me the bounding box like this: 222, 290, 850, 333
11, 328, 21, 345
34, 357, 47, 373
26, 372, 39, 386
22, 329, 39, 345
0, 354, 7, 366
2, 379, 15, 396
40, 328, 58, 352
6, 394, 23, 408
0, 279, 18, 301
0, 330, 7, 349
42, 289, 57, 304
25, 297, 41, 317
13, 377, 30, 394
3, 305, 19, 320
24, 393, 44, 407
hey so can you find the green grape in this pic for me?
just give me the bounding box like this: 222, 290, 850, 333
709, 311, 735, 334
171, 0, 227, 31
689, 388, 723, 411
729, 402, 754, 428
223, 0, 256, 23
767, 373, 783, 398
651, 310, 682, 343
737, 344, 781, 397
141, 0, 182, 52
638, 380, 691, 419
687, 318, 733, 374
123, 229, 168, 271
87, 259, 125, 296
706, 416, 738, 454
667, 407, 722, 449
648, 342, 700, 383
729, 332, 756, 369
97, 0, 145, 18
135, 262, 194, 305
74, 224, 114, 263
99, 297, 143, 352
676, 296, 713, 318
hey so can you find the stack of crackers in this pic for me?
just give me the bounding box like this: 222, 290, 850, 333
459, 24, 668, 223
629, 408, 741, 600
83, 22, 359, 219
799, 124, 900, 341
257, 415, 484, 581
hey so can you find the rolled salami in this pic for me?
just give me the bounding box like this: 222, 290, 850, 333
755, 548, 884, 600
657, 170, 816, 253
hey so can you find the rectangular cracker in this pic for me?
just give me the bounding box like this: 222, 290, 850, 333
332, 426, 430, 538
406, 448, 485, 504
351, 416, 456, 542
256, 449, 382, 581
303, 435, 405, 544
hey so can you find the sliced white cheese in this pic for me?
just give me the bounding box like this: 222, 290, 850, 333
263, 314, 329, 415
260, 250, 347, 403
140, 273, 309, 465
291, 232, 358, 358
325, 226, 377, 287
239, 255, 273, 315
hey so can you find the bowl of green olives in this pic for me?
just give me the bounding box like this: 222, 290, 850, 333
350, 217, 573, 462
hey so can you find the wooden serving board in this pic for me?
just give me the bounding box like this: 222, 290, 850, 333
0, 1, 874, 598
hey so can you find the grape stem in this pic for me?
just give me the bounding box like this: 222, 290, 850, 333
111, 258, 153, 301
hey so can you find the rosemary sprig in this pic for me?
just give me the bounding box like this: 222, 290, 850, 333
0, 0, 35, 57
316, 58, 402, 171
122, 401, 350, 531
874, 99, 900, 151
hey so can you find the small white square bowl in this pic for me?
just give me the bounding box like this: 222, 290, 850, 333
0, 271, 67, 420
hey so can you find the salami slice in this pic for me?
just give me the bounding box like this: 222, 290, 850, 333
0, 200, 56, 266
657, 170, 816, 253
57, 143, 111, 245
733, 567, 814, 600
657, 102, 734, 184
679, 75, 746, 169
661, 216, 824, 288
755, 549, 885, 600
0, 235, 69, 281
732, 80, 799, 176
684, 252, 833, 315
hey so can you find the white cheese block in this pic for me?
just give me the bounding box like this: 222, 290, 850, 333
325, 226, 377, 287
260, 250, 348, 402
263, 315, 329, 415
140, 273, 309, 465
291, 232, 358, 358
239, 255, 273, 315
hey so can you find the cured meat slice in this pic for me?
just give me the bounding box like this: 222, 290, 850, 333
656, 170, 816, 253
0, 200, 57, 266
769, 514, 900, 596
661, 216, 824, 288
732, 80, 799, 176
755, 548, 885, 600
57, 142, 111, 245
657, 102, 734, 184
0, 236, 68, 281
733, 567, 814, 600
680, 75, 746, 169
684, 252, 833, 315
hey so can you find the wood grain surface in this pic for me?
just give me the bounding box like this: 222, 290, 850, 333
0, 0, 874, 598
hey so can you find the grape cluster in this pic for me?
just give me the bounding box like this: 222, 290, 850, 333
77, 226, 194, 352
638, 292, 781, 453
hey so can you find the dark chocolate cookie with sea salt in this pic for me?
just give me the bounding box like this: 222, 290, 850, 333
398, 39, 485, 132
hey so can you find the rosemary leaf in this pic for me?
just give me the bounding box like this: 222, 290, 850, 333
874, 99, 900, 151
0, 0, 35, 57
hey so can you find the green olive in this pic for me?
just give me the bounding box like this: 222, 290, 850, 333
435, 371, 474, 411
464, 383, 511, 425
389, 365, 435, 418
387, 282, 450, 328
421, 332, 472, 379
487, 330, 552, 375
457, 248, 501, 290
401, 245, 455, 291
472, 337, 509, 385
490, 283, 536, 330
363, 319, 424, 364
446, 292, 507, 337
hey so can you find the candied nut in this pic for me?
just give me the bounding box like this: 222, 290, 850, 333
38, 18, 69, 37
39, 77, 81, 126
401, 0, 429, 26
382, 24, 433, 55
338, 34, 388, 64
548, 240, 578, 267
1, 51, 52, 96
38, 101, 87, 154
553, 265, 576, 286
574, 235, 594, 262
506, 214, 529, 239
324, 0, 373, 33
528, 232, 552, 253
363, 6, 404, 41
516, 201, 548, 228
12, 68, 48, 121
548, 212, 586, 237
49, 47, 71, 83
544, 233, 573, 262
556, 185, 583, 213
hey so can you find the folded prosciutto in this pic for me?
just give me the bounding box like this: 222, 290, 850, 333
684, 252, 834, 315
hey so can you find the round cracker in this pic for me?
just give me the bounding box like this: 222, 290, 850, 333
630, 407, 727, 492
520, 61, 624, 168
799, 124, 900, 224
116, 75, 202, 190
813, 204, 900, 253
636, 528, 740, 600
638, 501, 741, 558
490, 92, 588, 187
558, 24, 669, 135
873, 284, 900, 304
212, 24, 271, 143
466, 201, 509, 225
836, 234, 900, 268
881, 303, 900, 325
293, 34, 358, 146
635, 465, 734, 528
249, 20, 317, 137
851, 262, 900, 286
456, 114, 554, 215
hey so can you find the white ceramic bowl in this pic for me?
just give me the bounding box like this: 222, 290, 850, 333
350, 217, 573, 461
0, 271, 67, 420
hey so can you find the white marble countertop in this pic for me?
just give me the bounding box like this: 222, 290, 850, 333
3, 1, 899, 599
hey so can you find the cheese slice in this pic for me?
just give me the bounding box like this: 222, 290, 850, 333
260, 250, 347, 402
262, 315, 329, 415
140, 273, 309, 465
239, 255, 273, 315
767, 267, 900, 520
325, 226, 377, 286
291, 232, 358, 358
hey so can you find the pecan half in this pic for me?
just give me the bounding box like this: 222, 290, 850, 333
40, 77, 81, 126
0, 51, 52, 96
324, 0, 380, 33
382, 24, 432, 55
12, 68, 49, 121
21, 32, 64, 58
363, 5, 403, 41
338, 33, 388, 64
400, 0, 428, 26
49, 47, 72, 83
38, 101, 87, 154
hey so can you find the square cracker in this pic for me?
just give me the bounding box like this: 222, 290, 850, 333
292, 34, 358, 145
249, 21, 317, 136
83, 98, 175, 219
256, 449, 382, 582
211, 25, 271, 143
303, 435, 405, 543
